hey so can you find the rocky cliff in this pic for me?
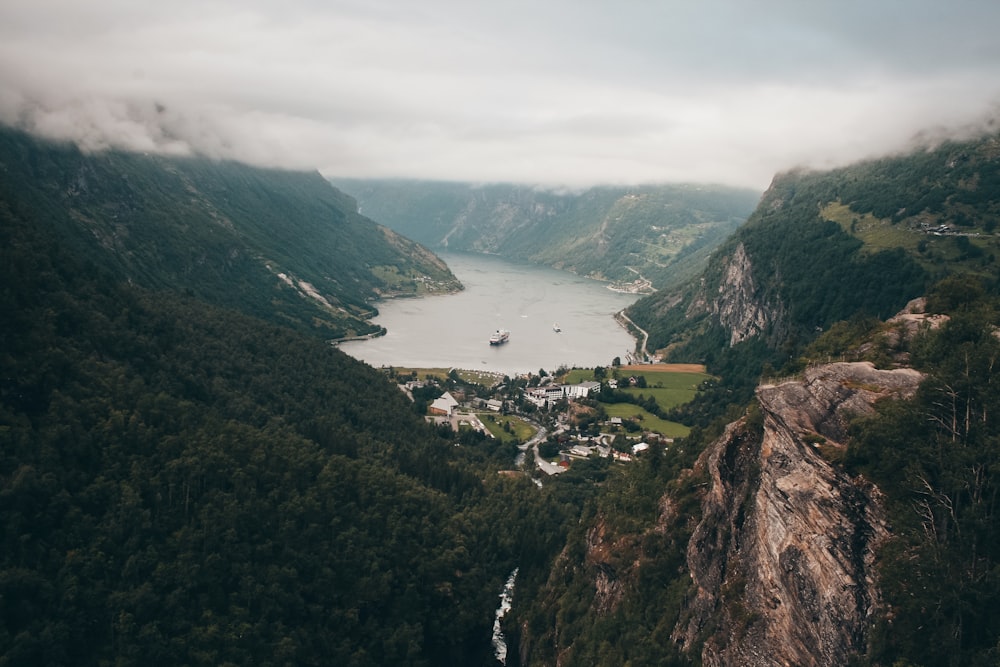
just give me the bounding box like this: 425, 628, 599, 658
707, 241, 782, 346
676, 361, 923, 667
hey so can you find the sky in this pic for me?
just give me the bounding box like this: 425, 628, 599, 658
1, 0, 999, 190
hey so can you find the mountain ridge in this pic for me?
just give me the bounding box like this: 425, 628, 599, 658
622, 132, 1000, 418
0, 126, 539, 665
0, 126, 461, 339
330, 178, 761, 291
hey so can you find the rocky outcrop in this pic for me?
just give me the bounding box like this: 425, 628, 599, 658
683, 241, 784, 347
711, 242, 776, 345
676, 362, 923, 667
585, 518, 627, 615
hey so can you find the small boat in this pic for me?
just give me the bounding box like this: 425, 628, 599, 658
553, 323, 561, 332
489, 329, 510, 345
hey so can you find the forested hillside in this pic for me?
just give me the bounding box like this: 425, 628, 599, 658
505, 130, 1000, 666
331, 179, 760, 290
844, 280, 1000, 666
0, 128, 460, 340
626, 131, 1000, 421
0, 131, 598, 665
511, 282, 1000, 666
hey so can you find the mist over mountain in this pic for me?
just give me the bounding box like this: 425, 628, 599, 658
4, 2, 1000, 190
332, 179, 760, 290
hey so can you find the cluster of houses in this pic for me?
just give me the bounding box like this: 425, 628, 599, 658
918, 221, 982, 237
416, 378, 610, 417
560, 438, 652, 465
395, 373, 673, 474
522, 376, 651, 407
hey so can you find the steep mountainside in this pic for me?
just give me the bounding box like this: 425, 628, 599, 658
0, 129, 578, 665
513, 283, 1000, 666
626, 130, 1000, 413
0, 127, 460, 339
330, 179, 760, 290
8, 119, 1000, 666
508, 130, 1000, 667
677, 362, 923, 666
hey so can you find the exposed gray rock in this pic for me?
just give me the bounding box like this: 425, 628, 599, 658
712, 242, 774, 345
677, 362, 923, 667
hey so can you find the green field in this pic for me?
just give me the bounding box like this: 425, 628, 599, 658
477, 413, 536, 443
562, 367, 711, 411
602, 403, 690, 438
619, 375, 710, 410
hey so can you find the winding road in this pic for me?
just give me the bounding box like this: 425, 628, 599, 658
616, 309, 649, 362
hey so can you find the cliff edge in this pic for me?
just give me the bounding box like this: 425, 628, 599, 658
676, 362, 923, 667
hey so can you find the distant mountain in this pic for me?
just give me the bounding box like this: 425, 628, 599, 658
330, 179, 761, 291
0, 128, 460, 339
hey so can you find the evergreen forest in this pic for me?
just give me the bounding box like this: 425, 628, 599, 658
0, 128, 575, 665
0, 128, 460, 341
5, 125, 1000, 666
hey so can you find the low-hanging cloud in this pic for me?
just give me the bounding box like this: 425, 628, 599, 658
2, 0, 999, 190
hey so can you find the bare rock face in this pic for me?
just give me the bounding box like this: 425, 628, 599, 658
585, 518, 627, 615
709, 242, 781, 346
676, 362, 923, 667
714, 243, 763, 345
884, 297, 949, 342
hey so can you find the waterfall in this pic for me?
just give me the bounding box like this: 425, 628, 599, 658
491, 567, 519, 665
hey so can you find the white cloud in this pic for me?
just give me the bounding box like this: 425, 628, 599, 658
2, 0, 999, 189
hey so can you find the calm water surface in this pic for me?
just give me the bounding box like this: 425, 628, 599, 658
338, 252, 639, 375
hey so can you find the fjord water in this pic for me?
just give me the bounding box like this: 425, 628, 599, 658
337, 252, 638, 375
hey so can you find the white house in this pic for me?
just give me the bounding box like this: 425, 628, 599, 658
563, 381, 600, 399
524, 385, 566, 408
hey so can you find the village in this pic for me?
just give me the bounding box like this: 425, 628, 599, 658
391, 364, 707, 476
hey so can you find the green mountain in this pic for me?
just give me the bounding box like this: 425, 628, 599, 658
625, 132, 1000, 415
330, 179, 761, 291
0, 128, 460, 340
506, 130, 1000, 666
0, 127, 572, 665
